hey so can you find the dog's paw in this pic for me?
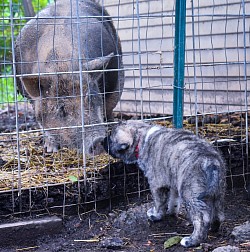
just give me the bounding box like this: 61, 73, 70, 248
180, 237, 199, 248
166, 208, 177, 216
147, 207, 164, 222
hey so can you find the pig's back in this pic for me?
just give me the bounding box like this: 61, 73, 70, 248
15, 0, 123, 95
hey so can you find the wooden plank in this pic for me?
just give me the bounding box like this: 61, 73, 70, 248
122, 77, 250, 91
105, 0, 250, 115
0, 216, 63, 246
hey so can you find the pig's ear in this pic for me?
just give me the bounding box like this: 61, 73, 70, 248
85, 52, 114, 80
20, 76, 49, 98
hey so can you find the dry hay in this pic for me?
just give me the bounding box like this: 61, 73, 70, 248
0, 112, 249, 192
157, 114, 249, 142
0, 132, 116, 191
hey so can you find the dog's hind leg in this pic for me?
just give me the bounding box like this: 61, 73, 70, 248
180, 216, 209, 247
180, 200, 211, 247
147, 187, 168, 222
210, 197, 224, 232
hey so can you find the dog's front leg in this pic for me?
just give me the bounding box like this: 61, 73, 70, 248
147, 187, 168, 222
167, 189, 180, 215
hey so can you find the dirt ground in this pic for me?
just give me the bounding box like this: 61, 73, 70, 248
0, 106, 250, 252
0, 188, 249, 252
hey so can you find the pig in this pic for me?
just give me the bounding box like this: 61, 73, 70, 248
14, 0, 124, 155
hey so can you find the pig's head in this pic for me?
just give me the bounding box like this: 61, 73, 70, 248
19, 54, 114, 156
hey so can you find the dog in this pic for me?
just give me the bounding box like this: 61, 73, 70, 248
103, 120, 226, 247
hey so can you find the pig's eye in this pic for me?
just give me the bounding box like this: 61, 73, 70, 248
57, 105, 67, 118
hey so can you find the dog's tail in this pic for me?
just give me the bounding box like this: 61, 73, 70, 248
206, 164, 220, 195
198, 164, 221, 201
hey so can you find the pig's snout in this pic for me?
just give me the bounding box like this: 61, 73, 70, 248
102, 136, 116, 158
88, 137, 105, 156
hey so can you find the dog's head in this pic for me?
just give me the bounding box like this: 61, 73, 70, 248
103, 121, 145, 163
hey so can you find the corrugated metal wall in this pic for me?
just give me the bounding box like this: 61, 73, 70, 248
102, 0, 250, 117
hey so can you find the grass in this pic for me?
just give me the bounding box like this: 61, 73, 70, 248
0, 67, 23, 108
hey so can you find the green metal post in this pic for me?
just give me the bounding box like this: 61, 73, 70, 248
173, 0, 186, 128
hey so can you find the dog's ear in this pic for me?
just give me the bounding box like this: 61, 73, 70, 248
110, 120, 125, 131
107, 121, 121, 132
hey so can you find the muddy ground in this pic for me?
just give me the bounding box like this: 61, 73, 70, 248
0, 188, 250, 252
0, 106, 250, 251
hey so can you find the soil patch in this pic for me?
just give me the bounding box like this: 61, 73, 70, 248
0, 107, 250, 251
0, 189, 249, 252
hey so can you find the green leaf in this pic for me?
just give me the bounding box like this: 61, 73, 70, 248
163, 236, 182, 249
69, 175, 78, 182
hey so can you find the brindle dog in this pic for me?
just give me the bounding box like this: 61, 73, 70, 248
103, 120, 226, 247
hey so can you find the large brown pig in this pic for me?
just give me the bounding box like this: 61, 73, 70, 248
14, 0, 124, 155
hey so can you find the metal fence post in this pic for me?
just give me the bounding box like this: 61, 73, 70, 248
173, 0, 186, 128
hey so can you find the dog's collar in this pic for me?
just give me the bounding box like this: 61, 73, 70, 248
135, 144, 139, 159
134, 136, 141, 159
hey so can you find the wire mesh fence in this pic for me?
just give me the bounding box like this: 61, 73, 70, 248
0, 0, 249, 218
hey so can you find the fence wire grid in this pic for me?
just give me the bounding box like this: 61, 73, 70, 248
0, 0, 249, 217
